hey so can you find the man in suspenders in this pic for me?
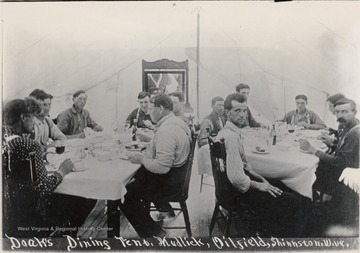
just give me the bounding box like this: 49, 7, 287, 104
300, 98, 360, 225
29, 89, 67, 155
126, 91, 154, 129
283, 94, 326, 130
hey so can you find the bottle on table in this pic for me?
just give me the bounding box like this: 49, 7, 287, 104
270, 124, 277, 146
132, 119, 138, 141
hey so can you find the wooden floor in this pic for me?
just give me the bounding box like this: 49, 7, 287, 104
77, 151, 359, 239
77, 151, 225, 239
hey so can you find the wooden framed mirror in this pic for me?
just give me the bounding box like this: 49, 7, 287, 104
142, 59, 189, 103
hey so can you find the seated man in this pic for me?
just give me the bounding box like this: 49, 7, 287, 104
119, 93, 191, 238
2, 98, 74, 236
126, 91, 154, 129
29, 89, 67, 155
283, 94, 326, 130
198, 96, 225, 148
320, 93, 346, 154
217, 93, 308, 237
300, 98, 359, 225
235, 83, 266, 128
169, 91, 190, 125
57, 90, 103, 139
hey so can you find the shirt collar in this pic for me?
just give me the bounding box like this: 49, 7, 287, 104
295, 108, 309, 116
343, 118, 359, 130
154, 113, 174, 131
34, 117, 45, 125
71, 105, 82, 114
139, 108, 149, 116
224, 121, 242, 136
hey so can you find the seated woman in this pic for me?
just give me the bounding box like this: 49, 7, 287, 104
3, 98, 94, 237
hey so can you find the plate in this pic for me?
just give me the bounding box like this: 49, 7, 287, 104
72, 166, 88, 172
118, 154, 129, 160
299, 148, 312, 154
252, 149, 270, 154
126, 147, 141, 152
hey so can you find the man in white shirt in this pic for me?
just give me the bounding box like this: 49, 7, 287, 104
29, 89, 67, 155
119, 93, 191, 238
217, 93, 309, 237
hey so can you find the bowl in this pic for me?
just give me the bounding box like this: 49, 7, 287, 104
72, 159, 87, 172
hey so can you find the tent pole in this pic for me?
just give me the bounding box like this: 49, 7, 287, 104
196, 10, 200, 119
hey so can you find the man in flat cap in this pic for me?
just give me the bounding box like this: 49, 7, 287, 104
283, 94, 326, 130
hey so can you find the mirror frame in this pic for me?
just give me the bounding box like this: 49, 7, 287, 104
142, 59, 189, 103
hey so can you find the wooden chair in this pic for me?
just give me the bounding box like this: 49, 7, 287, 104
208, 136, 256, 237
2, 149, 50, 238
149, 132, 198, 237
199, 128, 215, 192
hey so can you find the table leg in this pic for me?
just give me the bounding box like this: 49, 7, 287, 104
107, 200, 120, 237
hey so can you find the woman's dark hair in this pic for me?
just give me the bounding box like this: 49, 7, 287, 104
3, 97, 41, 125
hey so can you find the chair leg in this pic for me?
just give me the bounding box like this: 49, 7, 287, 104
209, 202, 220, 236
200, 174, 204, 192
180, 201, 192, 237
224, 210, 233, 237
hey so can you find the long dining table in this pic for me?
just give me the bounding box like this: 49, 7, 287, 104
197, 129, 322, 199
46, 132, 141, 237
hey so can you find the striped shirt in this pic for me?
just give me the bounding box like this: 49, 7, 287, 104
217, 121, 253, 193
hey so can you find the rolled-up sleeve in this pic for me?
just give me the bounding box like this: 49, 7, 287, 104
57, 111, 70, 135
224, 134, 251, 193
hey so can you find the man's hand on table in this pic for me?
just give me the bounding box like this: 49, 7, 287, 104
251, 181, 283, 198
318, 134, 335, 146
128, 152, 144, 164
297, 122, 310, 129
58, 158, 75, 177
299, 139, 317, 154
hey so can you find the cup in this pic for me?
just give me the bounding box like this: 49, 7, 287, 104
55, 146, 65, 154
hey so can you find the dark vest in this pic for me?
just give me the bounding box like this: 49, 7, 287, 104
204, 112, 224, 136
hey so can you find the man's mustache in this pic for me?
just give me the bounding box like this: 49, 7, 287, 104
337, 118, 346, 123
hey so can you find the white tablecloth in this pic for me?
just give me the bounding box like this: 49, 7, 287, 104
339, 168, 360, 195
51, 156, 139, 201
198, 144, 318, 199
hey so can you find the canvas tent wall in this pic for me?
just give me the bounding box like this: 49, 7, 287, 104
2, 2, 360, 131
